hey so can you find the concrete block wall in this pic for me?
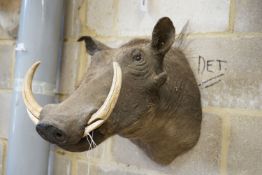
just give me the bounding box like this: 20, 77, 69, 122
0, 0, 262, 175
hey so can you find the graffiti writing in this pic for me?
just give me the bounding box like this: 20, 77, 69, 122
197, 56, 227, 88
198, 56, 227, 74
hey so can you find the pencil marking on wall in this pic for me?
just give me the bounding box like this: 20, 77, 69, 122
196, 55, 227, 88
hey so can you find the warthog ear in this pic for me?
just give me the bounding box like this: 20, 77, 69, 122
78, 36, 110, 56
151, 17, 175, 55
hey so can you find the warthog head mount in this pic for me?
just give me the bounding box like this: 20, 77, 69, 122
23, 17, 202, 165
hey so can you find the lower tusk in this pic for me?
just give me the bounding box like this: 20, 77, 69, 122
26, 109, 39, 125
83, 61, 122, 137
84, 120, 104, 136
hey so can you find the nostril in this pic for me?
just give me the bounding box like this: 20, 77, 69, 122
36, 123, 50, 140
53, 130, 66, 142
56, 132, 62, 138
36, 123, 67, 144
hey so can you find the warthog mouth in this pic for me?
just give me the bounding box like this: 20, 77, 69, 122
22, 61, 122, 138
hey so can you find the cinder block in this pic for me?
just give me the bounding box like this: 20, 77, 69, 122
77, 161, 98, 175
183, 36, 262, 109
0, 91, 12, 139
0, 43, 14, 89
59, 42, 80, 95
83, 137, 112, 161
86, 0, 116, 36
64, 0, 82, 39
228, 115, 262, 175
53, 153, 72, 175
235, 0, 262, 32
111, 135, 157, 170
95, 165, 143, 175
86, 0, 230, 36
111, 113, 222, 175
77, 161, 144, 175
0, 0, 20, 38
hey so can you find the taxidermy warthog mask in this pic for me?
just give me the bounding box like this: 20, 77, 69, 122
22, 17, 202, 165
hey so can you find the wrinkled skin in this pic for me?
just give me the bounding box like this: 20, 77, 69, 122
37, 17, 202, 165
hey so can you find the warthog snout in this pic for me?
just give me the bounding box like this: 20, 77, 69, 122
22, 61, 122, 145
36, 123, 67, 144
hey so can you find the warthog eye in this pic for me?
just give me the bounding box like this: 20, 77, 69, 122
134, 54, 142, 61
132, 49, 143, 62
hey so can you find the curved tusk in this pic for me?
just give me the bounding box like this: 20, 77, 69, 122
22, 61, 43, 124
84, 61, 122, 136
26, 109, 40, 125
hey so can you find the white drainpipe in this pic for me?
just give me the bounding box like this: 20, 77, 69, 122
6, 0, 65, 174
